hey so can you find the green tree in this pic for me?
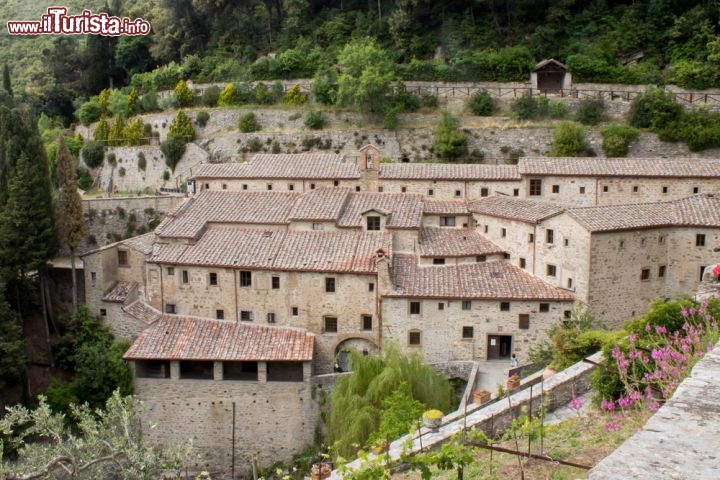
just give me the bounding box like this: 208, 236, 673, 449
0, 278, 25, 390
218, 83, 241, 106
77, 99, 102, 126
433, 110, 468, 162
174, 79, 194, 107
336, 39, 395, 114
93, 116, 110, 142
161, 136, 187, 172
549, 121, 588, 157
122, 118, 146, 146
312, 68, 338, 105
3, 64, 12, 96
168, 110, 195, 141
238, 112, 262, 133
55, 136, 85, 311
0, 392, 193, 479
81, 140, 105, 168
601, 124, 640, 157
467, 90, 494, 116
107, 115, 126, 146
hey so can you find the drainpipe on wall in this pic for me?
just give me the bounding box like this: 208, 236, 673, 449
159, 264, 164, 312
532, 224, 538, 276
595, 178, 599, 206
234, 268, 239, 322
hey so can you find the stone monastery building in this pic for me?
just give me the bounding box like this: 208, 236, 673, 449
81, 148, 720, 472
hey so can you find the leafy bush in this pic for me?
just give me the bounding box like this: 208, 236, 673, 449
549, 100, 568, 118
282, 85, 308, 106
76, 167, 92, 190
118, 167, 126, 177
312, 68, 338, 105
574, 98, 606, 125
549, 121, 588, 156
174, 79, 194, 107
628, 87, 682, 130
304, 111, 326, 130
419, 93, 438, 109
195, 110, 210, 127
433, 110, 467, 161
601, 124, 640, 156
81, 140, 105, 168
161, 136, 186, 172
239, 112, 261, 132
121, 118, 145, 146
137, 152, 146, 171
669, 59, 720, 90
202, 85, 221, 107
77, 99, 101, 126
467, 90, 493, 116
383, 106, 401, 130
248, 137, 263, 152
218, 83, 241, 106
510, 94, 537, 120
162, 170, 170, 181
107, 89, 131, 118
106, 152, 116, 166
252, 82, 276, 104
167, 110, 195, 141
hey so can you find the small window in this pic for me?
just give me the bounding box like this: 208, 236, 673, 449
633, 185, 639, 193
693, 186, 700, 194
292, 307, 299, 316
165, 303, 176, 314
216, 309, 224, 320
513, 188, 519, 197
539, 303, 550, 312
433, 258, 446, 265
501, 228, 507, 238
476, 255, 486, 262
204, 183, 210, 189
659, 235, 666, 244
662, 186, 668, 194
324, 316, 338, 333
334, 180, 339, 187
546, 229, 554, 244
325, 277, 336, 293
410, 301, 421, 315
209, 272, 218, 286
272, 276, 280, 289
378, 186, 384, 192
564, 310, 572, 319
547, 264, 557, 277
267, 184, 273, 191
362, 315, 372, 331
438, 302, 444, 310
368, 282, 375, 292
519, 258, 526, 269
240, 310, 254, 321
401, 186, 407, 193
567, 278, 574, 288
579, 186, 586, 194
640, 268, 651, 281
481, 187, 489, 197
288, 184, 294, 191
462, 326, 474, 339
504, 253, 511, 259
564, 238, 570, 247
408, 330, 421, 345
312, 222, 323, 230
696, 234, 706, 247
440, 216, 456, 227
658, 265, 666, 277
500, 302, 510, 311
100, 308, 107, 317
462, 301, 471, 310
641, 238, 646, 246
90, 271, 96, 286
182, 270, 189, 283
239, 271, 252, 287
356, 186, 361, 192
528, 233, 534, 243
484, 225, 489, 233
267, 312, 276, 323
118, 250, 128, 266
619, 240, 625, 248
529, 179, 542, 196
242, 184, 248, 190
367, 216, 381, 231
310, 183, 316, 190
167, 267, 175, 276
603, 185, 609, 193
518, 314, 530, 330
428, 189, 434, 196
222, 183, 227, 190
552, 185, 560, 194
455, 190, 462, 197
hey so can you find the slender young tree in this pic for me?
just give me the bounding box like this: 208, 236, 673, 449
2, 64, 12, 96
55, 135, 86, 311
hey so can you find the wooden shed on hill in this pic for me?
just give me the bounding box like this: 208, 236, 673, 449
531, 59, 572, 94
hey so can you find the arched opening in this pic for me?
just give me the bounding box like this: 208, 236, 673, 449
334, 338, 379, 372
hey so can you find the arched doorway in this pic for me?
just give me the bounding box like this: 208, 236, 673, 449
334, 338, 379, 372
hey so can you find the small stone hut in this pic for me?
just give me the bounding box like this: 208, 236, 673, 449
531, 59, 572, 94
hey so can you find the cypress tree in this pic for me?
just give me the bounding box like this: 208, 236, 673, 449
55, 135, 86, 311
2, 64, 12, 96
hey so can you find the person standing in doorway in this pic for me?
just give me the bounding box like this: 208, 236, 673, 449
510, 353, 518, 368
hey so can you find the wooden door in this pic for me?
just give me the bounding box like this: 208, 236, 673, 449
487, 335, 501, 360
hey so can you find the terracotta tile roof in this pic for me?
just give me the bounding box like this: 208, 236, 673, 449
122, 300, 162, 325
418, 228, 504, 257
193, 153, 361, 179
568, 194, 720, 232
337, 192, 424, 229
518, 157, 720, 178
151, 227, 391, 273
102, 281, 138, 303
289, 188, 351, 221
80, 232, 156, 257
469, 196, 565, 223
123, 315, 314, 361
423, 200, 470, 215
387, 254, 574, 301
155, 191, 298, 239
379, 164, 521, 180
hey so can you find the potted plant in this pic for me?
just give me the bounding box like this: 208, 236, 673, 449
422, 409, 444, 429
473, 389, 491, 405
507, 374, 520, 389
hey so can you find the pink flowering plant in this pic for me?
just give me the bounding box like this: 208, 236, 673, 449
593, 295, 720, 431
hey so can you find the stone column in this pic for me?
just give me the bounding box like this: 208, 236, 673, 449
214, 361, 223, 381
170, 360, 180, 380
258, 361, 268, 383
